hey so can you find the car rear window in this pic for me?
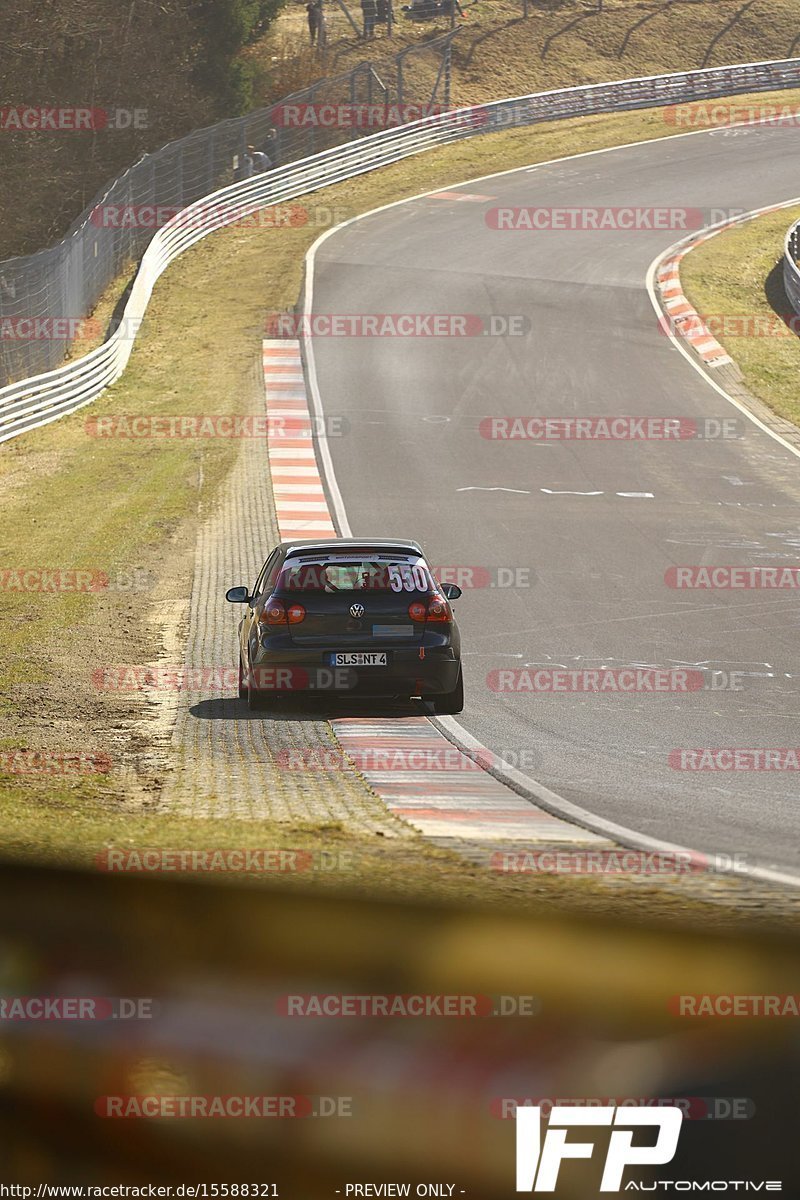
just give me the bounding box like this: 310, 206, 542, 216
277, 557, 436, 594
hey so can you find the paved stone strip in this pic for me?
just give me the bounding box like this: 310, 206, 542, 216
155, 355, 404, 833
262, 338, 610, 853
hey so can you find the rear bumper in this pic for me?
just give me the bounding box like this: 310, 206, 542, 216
247, 644, 460, 697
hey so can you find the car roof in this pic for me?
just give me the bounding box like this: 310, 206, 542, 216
281, 538, 423, 558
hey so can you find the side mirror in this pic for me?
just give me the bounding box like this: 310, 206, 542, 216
225, 586, 250, 604
441, 583, 462, 600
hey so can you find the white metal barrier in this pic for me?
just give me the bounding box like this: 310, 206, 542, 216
3, 57, 800, 444
783, 216, 800, 315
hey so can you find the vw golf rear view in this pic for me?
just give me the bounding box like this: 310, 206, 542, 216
226, 539, 464, 712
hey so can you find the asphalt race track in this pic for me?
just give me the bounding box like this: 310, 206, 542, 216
309, 121, 800, 878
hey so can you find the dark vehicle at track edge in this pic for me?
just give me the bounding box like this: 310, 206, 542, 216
226, 539, 463, 713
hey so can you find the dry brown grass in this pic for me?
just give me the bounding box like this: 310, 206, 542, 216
246, 0, 800, 110
682, 204, 800, 427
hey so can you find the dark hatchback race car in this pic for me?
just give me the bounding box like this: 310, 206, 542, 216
226, 539, 463, 713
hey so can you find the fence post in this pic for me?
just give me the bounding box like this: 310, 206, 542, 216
444, 42, 452, 109
307, 81, 318, 157
207, 127, 216, 194
350, 65, 358, 141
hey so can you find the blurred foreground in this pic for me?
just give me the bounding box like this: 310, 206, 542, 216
0, 862, 798, 1194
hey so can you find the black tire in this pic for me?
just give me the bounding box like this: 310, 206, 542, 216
430, 668, 464, 715
238, 657, 248, 701
246, 663, 269, 711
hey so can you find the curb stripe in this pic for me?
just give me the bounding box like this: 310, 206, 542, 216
656, 237, 734, 366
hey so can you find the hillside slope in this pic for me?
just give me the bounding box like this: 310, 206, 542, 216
0, 0, 279, 261
246, 0, 800, 114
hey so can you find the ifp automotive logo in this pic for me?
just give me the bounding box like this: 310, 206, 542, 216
515, 1105, 682, 1192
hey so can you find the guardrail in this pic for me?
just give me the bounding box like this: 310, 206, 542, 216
3, 56, 800, 445
783, 215, 800, 315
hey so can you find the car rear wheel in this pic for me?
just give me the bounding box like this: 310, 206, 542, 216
429, 668, 464, 715
247, 684, 270, 710
246, 661, 270, 711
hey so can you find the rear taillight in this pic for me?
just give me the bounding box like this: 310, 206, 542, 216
426, 596, 452, 622
408, 597, 451, 623
259, 597, 305, 625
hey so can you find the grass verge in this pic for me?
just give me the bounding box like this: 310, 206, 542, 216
0, 775, 778, 929
681, 203, 800, 427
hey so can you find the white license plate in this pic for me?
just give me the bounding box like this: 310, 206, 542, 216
331, 652, 388, 667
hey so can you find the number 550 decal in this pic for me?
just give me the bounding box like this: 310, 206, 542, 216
388, 564, 429, 593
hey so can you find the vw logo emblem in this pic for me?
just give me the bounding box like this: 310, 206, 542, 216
349, 603, 365, 618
